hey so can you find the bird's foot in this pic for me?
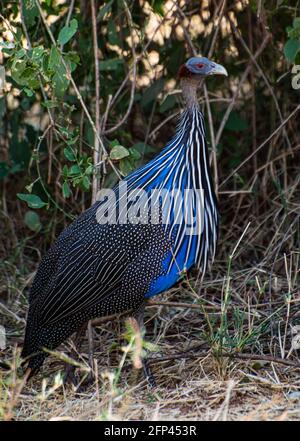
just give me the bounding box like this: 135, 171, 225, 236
142, 359, 156, 389
63, 365, 94, 393
63, 364, 78, 387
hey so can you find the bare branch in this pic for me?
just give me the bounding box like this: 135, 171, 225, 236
102, 1, 137, 135
215, 33, 271, 147
91, 0, 102, 203
34, 0, 121, 180
220, 104, 300, 188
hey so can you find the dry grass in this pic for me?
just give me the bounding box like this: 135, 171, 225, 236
1, 205, 300, 420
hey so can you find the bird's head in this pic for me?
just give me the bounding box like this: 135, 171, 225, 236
179, 56, 228, 79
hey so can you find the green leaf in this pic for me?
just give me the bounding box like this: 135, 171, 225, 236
23, 87, 34, 97
287, 27, 300, 39
110, 145, 130, 160
48, 46, 60, 70
52, 67, 69, 98
284, 39, 300, 62
85, 165, 94, 175
17, 193, 47, 209
68, 164, 81, 176
11, 59, 27, 85
24, 210, 41, 232
132, 142, 156, 155
0, 41, 15, 50
0, 162, 10, 179
48, 48, 70, 98
31, 46, 44, 60
58, 127, 71, 138
41, 100, 58, 109
9, 138, 31, 169
108, 19, 121, 46
225, 111, 248, 132
62, 182, 71, 198
295, 50, 300, 65
57, 19, 78, 45
80, 176, 91, 191
62, 165, 69, 179
22, 0, 39, 28
15, 48, 26, 59
293, 17, 300, 30
99, 58, 124, 71
119, 158, 134, 176
151, 0, 165, 16
129, 148, 142, 161
110, 139, 120, 148
64, 147, 76, 161
66, 137, 78, 146
159, 94, 176, 113
19, 67, 40, 89
65, 52, 80, 72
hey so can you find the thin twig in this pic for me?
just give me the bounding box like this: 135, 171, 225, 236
220, 104, 300, 188
148, 348, 300, 369
103, 1, 177, 120
34, 0, 121, 180
102, 1, 137, 135
228, 14, 292, 150
19, 0, 31, 49
91, 0, 101, 203
215, 33, 271, 147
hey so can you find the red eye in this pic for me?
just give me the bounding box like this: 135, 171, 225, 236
196, 63, 204, 68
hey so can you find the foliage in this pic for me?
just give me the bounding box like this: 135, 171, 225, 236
0, 1, 299, 245
0, 0, 298, 307
284, 17, 300, 62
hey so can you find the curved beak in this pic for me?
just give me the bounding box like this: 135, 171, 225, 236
209, 63, 228, 77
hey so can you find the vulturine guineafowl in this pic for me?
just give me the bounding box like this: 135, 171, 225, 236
22, 57, 227, 384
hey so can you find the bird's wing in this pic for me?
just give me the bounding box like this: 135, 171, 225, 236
31, 221, 156, 326
28, 204, 96, 304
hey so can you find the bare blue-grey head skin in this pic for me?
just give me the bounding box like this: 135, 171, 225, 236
185, 56, 228, 77
179, 57, 227, 108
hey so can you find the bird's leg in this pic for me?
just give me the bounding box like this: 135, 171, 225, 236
86, 320, 95, 383
64, 323, 87, 386
131, 301, 156, 388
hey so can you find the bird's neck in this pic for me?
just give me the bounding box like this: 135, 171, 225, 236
181, 78, 202, 109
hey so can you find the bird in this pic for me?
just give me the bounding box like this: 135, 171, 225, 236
21, 56, 227, 384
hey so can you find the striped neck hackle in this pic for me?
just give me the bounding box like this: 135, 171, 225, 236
180, 76, 202, 110
178, 63, 204, 110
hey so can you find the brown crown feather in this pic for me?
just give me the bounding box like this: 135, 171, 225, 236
178, 64, 193, 79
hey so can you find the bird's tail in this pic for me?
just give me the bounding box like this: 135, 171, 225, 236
21, 317, 47, 375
